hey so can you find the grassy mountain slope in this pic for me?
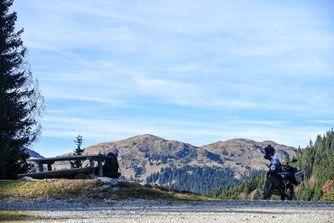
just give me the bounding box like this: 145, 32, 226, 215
63, 134, 295, 193
83, 134, 218, 182
207, 129, 334, 201
201, 138, 296, 177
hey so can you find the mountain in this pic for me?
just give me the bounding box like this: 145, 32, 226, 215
207, 129, 334, 201
83, 134, 217, 180
22, 147, 44, 158
77, 134, 296, 193
201, 138, 297, 177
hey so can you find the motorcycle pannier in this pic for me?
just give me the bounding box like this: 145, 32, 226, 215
295, 171, 303, 183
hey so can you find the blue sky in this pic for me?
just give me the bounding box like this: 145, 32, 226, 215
12, 0, 334, 157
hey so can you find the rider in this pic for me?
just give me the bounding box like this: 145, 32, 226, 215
264, 144, 295, 176
264, 144, 283, 171
264, 144, 275, 160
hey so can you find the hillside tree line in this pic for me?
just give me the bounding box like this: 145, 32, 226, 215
145, 165, 261, 194
207, 129, 334, 201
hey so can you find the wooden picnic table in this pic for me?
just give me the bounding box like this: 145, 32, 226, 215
18, 154, 118, 179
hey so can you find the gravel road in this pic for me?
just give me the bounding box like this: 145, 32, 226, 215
1, 199, 334, 223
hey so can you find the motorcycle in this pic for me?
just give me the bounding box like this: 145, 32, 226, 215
263, 153, 303, 200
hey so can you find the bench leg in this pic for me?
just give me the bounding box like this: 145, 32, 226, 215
38, 163, 43, 172
98, 161, 103, 177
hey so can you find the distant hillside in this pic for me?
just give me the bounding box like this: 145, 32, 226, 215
201, 138, 296, 176
72, 134, 297, 193
22, 147, 44, 158
207, 129, 334, 201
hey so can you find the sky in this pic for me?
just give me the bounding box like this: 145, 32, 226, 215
12, 0, 334, 157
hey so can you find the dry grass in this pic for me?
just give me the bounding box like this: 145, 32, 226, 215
0, 179, 218, 202
321, 191, 334, 202
0, 211, 67, 222
113, 181, 216, 201
0, 211, 44, 222
0, 211, 33, 222
0, 179, 100, 200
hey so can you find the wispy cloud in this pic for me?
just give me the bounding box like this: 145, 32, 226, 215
37, 114, 330, 156
312, 120, 334, 125
131, 73, 203, 106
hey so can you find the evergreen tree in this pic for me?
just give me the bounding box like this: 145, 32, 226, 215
146, 165, 245, 194
0, 0, 43, 179
70, 135, 85, 168
207, 129, 334, 201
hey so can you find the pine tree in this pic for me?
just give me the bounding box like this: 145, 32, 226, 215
0, 0, 43, 179
70, 135, 85, 168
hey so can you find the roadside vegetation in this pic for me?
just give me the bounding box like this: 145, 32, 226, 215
0, 179, 216, 202
207, 129, 334, 201
0, 211, 48, 222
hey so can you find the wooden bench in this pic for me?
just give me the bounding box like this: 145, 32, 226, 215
18, 154, 120, 179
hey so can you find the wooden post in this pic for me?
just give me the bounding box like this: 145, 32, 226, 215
98, 160, 103, 177
47, 163, 52, 171
38, 163, 43, 172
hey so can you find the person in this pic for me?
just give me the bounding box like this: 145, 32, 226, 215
264, 144, 275, 160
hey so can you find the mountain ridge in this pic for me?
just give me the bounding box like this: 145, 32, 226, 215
22, 147, 44, 159
74, 134, 297, 192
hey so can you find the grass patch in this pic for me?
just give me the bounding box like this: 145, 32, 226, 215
114, 181, 218, 201
0, 211, 40, 222
0, 179, 218, 202
0, 179, 101, 200
0, 211, 67, 222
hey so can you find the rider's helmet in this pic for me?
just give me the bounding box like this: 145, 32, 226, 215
264, 144, 275, 160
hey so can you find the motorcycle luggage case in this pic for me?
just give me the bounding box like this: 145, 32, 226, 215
295, 171, 303, 183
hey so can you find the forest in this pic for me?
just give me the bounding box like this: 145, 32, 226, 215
145, 165, 250, 194
206, 129, 334, 201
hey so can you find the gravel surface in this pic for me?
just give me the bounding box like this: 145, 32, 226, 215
1, 199, 334, 223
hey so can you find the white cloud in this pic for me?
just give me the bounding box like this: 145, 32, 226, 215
131, 73, 203, 106
312, 120, 334, 124
40, 114, 329, 150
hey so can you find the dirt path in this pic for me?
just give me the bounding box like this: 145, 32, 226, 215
1, 200, 334, 222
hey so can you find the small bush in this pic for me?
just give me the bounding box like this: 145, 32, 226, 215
321, 192, 334, 202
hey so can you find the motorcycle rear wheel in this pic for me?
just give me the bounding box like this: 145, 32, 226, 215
263, 182, 273, 200
281, 184, 294, 201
